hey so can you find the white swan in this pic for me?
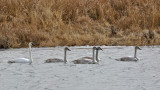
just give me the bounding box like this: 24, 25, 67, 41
45, 47, 71, 63
115, 46, 141, 61
72, 47, 97, 64
8, 42, 34, 63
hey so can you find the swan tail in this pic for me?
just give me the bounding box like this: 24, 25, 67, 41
8, 61, 15, 63
115, 59, 120, 61
72, 60, 78, 64
45, 60, 50, 63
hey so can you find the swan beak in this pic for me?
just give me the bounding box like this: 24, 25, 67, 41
67, 48, 71, 51
32, 43, 39, 46
68, 49, 71, 51
138, 47, 142, 50
97, 47, 103, 51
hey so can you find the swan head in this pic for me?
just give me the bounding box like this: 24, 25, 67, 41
29, 42, 33, 46
93, 47, 97, 50
29, 42, 38, 46
96, 47, 103, 51
135, 46, 141, 50
65, 47, 71, 51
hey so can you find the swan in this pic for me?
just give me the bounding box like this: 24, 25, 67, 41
115, 46, 141, 61
8, 42, 34, 63
45, 47, 71, 63
95, 47, 103, 62
80, 47, 103, 62
72, 47, 97, 64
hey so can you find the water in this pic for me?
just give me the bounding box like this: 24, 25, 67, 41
0, 46, 160, 90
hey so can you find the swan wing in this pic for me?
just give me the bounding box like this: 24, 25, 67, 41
116, 57, 138, 61
81, 57, 101, 62
81, 57, 93, 59
76, 57, 93, 61
72, 58, 95, 64
45, 58, 63, 63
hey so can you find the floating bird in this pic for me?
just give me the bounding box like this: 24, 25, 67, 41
115, 46, 141, 61
8, 42, 34, 63
45, 47, 71, 63
72, 47, 98, 64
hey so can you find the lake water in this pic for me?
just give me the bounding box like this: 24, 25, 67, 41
0, 46, 160, 90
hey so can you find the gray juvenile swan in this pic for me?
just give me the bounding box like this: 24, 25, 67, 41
115, 46, 141, 61
8, 42, 34, 63
45, 47, 71, 63
95, 47, 103, 62
72, 47, 98, 64
78, 47, 102, 62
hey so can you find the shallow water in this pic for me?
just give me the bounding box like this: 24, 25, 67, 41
0, 46, 160, 90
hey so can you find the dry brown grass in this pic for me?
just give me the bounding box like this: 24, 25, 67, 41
0, 0, 160, 48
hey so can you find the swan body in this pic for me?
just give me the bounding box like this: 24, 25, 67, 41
8, 58, 32, 63
78, 57, 93, 60
45, 58, 63, 63
45, 47, 71, 63
77, 47, 102, 62
115, 57, 139, 62
116, 46, 141, 61
73, 47, 102, 64
8, 42, 34, 63
72, 58, 96, 64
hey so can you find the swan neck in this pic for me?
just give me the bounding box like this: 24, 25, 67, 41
93, 48, 95, 63
96, 50, 99, 62
134, 47, 137, 58
29, 44, 33, 63
64, 49, 67, 63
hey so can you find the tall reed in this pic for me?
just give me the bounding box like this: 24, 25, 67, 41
0, 0, 160, 48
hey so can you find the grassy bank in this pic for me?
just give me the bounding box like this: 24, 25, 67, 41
0, 0, 160, 48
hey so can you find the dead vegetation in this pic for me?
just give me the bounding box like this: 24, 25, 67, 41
0, 0, 160, 48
